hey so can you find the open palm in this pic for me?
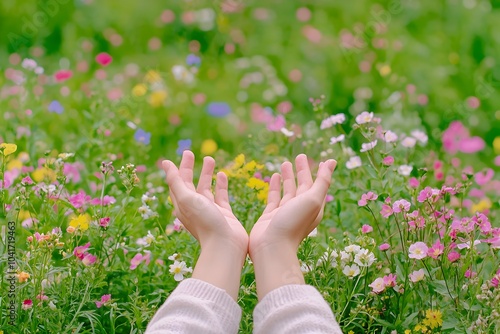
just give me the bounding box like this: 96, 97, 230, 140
162, 151, 248, 253
249, 155, 337, 256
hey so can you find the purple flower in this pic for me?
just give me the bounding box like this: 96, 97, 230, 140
134, 129, 151, 145
207, 102, 231, 117
48, 100, 64, 114
186, 54, 201, 66
176, 139, 192, 155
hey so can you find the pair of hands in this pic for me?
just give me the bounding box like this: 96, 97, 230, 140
161, 150, 337, 300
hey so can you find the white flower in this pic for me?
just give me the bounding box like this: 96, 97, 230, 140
141, 193, 157, 205
300, 261, 312, 273
411, 130, 428, 144
280, 127, 295, 137
360, 140, 377, 152
138, 205, 157, 219
34, 66, 44, 75
169, 260, 193, 281
329, 134, 345, 145
344, 245, 361, 253
21, 58, 37, 70
401, 137, 417, 148
355, 111, 374, 124
48, 301, 57, 310
398, 165, 413, 176
353, 249, 376, 267
339, 251, 352, 263
321, 113, 346, 129
172, 65, 194, 84
383, 130, 398, 143
136, 231, 155, 246
346, 156, 362, 169
409, 269, 425, 283
168, 253, 181, 261
342, 264, 361, 278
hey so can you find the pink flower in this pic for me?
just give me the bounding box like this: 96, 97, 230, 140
82, 253, 97, 266
95, 52, 113, 66
73, 242, 91, 260
392, 199, 411, 213
325, 194, 334, 202
99, 217, 110, 227
380, 204, 393, 218
379, 243, 390, 251
382, 156, 394, 166
22, 176, 34, 185
358, 191, 378, 206
22, 299, 33, 310
408, 242, 428, 260
369, 277, 386, 293
408, 177, 420, 188
36, 293, 48, 301
442, 121, 485, 154
447, 251, 460, 263
63, 162, 84, 183
427, 240, 444, 259
95, 294, 112, 308
68, 190, 91, 209
54, 70, 73, 82
130, 251, 151, 270
417, 187, 434, 202
361, 224, 373, 234
465, 269, 477, 278
383, 273, 397, 287
491, 269, 500, 288
90, 196, 116, 206
409, 269, 425, 283
474, 169, 494, 186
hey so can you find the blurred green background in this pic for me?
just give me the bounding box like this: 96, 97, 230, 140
1, 0, 500, 162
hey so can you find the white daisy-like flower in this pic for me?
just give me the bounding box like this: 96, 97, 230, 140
360, 140, 377, 152
398, 165, 413, 176
353, 249, 376, 267
342, 264, 361, 278
169, 260, 193, 281
280, 127, 295, 137
401, 137, 417, 148
330, 134, 345, 145
346, 156, 362, 169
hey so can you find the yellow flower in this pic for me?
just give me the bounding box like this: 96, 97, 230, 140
246, 177, 269, 202
18, 210, 32, 221
69, 214, 91, 232
347, 331, 354, 334
470, 198, 492, 214
404, 330, 412, 334
494, 136, 500, 154
17, 271, 30, 283
0, 143, 17, 156
234, 154, 245, 169
32, 167, 57, 183
132, 83, 147, 97
7, 159, 22, 170
145, 70, 161, 83
201, 139, 218, 156
149, 90, 167, 107
422, 309, 443, 329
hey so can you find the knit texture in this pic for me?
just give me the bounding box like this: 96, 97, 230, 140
146, 279, 343, 334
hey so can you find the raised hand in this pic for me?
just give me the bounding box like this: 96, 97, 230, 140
249, 154, 337, 299
161, 150, 248, 300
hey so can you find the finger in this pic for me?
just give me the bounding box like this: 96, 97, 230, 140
280, 161, 296, 205
263, 173, 281, 214
196, 156, 215, 200
215, 172, 231, 210
179, 150, 196, 190
161, 160, 190, 199
310, 159, 337, 198
295, 154, 314, 195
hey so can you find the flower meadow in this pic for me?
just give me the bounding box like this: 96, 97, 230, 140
1, 1, 500, 333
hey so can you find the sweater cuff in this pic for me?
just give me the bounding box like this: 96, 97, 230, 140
254, 284, 327, 320
170, 278, 242, 330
